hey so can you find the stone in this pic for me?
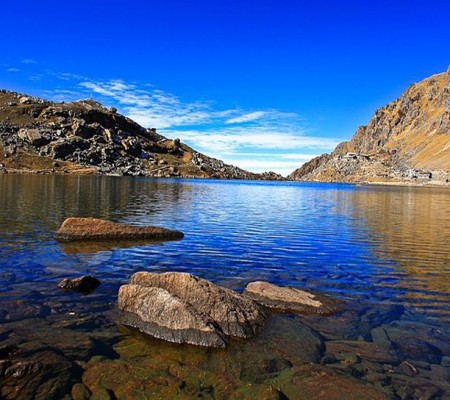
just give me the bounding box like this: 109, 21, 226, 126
0, 350, 77, 400
52, 138, 89, 159
129, 272, 266, 338
71, 383, 91, 400
119, 284, 228, 347
71, 120, 94, 139
118, 272, 266, 347
54, 217, 184, 242
18, 128, 47, 147
244, 281, 339, 315
19, 96, 32, 104
240, 357, 293, 383
58, 275, 100, 293
325, 340, 400, 364
0, 300, 50, 322
252, 315, 324, 364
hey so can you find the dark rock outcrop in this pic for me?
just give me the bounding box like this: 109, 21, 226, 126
244, 281, 339, 315
58, 275, 100, 293
54, 218, 184, 242
0, 90, 285, 180
118, 272, 267, 347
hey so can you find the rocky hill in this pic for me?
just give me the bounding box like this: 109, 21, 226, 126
0, 90, 283, 180
289, 68, 450, 185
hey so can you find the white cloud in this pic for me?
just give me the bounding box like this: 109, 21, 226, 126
22, 59, 37, 64
220, 159, 305, 176
6, 68, 20, 73
79, 80, 216, 128
17, 72, 341, 175
226, 111, 267, 124
165, 127, 338, 153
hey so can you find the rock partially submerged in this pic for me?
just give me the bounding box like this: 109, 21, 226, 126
118, 272, 266, 348
54, 218, 184, 242
58, 275, 100, 294
119, 285, 228, 348
244, 281, 339, 315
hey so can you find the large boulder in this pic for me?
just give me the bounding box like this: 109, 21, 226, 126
52, 137, 89, 159
118, 272, 267, 347
18, 128, 47, 147
119, 285, 227, 347
244, 281, 339, 315
54, 218, 184, 242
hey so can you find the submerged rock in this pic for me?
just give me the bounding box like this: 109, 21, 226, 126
244, 281, 339, 315
54, 217, 184, 242
325, 340, 400, 365
118, 272, 266, 347
58, 275, 100, 294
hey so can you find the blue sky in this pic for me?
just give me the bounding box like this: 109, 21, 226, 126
1, 0, 449, 175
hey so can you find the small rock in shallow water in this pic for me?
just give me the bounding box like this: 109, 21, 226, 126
243, 281, 339, 315
58, 275, 100, 293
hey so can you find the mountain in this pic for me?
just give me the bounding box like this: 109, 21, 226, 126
0, 90, 283, 180
289, 68, 450, 185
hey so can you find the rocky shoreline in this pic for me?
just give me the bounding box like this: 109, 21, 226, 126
1, 271, 449, 399
0, 89, 284, 181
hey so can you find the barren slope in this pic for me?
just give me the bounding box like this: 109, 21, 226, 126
289, 69, 450, 185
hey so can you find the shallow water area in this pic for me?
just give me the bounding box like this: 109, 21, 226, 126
0, 175, 449, 399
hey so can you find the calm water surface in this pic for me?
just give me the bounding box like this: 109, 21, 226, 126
0, 175, 449, 398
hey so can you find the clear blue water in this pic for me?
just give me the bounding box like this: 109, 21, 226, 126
1, 175, 449, 322
1, 175, 450, 397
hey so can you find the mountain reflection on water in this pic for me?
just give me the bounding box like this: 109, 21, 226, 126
0, 175, 449, 399
344, 187, 450, 313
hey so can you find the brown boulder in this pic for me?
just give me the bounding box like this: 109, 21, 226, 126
119, 284, 227, 347
54, 218, 184, 242
130, 272, 266, 338
18, 128, 47, 147
118, 272, 266, 347
244, 281, 339, 315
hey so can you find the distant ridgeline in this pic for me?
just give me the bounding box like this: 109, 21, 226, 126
0, 90, 283, 180
289, 68, 450, 185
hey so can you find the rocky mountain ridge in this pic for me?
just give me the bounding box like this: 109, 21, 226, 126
289, 69, 450, 185
0, 90, 283, 180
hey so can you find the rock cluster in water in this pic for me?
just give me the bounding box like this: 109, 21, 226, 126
54, 217, 184, 242
118, 272, 339, 348
118, 272, 267, 348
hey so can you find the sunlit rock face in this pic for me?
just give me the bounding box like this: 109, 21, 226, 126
289, 69, 450, 185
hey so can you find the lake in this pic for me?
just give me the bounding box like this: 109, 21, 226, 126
0, 175, 449, 399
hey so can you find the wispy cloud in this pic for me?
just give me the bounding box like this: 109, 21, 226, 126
226, 111, 267, 124
79, 80, 215, 129
6, 67, 20, 73
22, 59, 37, 65
73, 78, 340, 175
2, 65, 340, 175
168, 126, 337, 153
